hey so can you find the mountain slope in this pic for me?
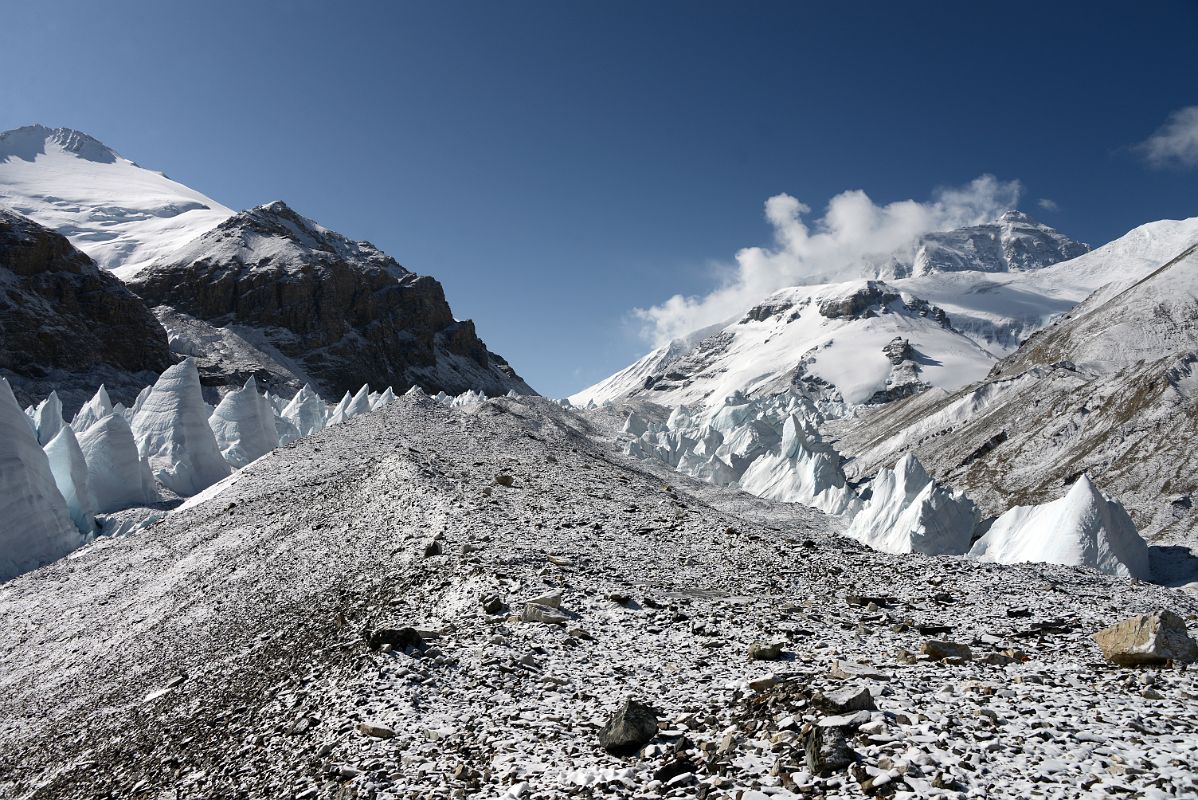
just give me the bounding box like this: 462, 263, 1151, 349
0, 125, 232, 278
883, 210, 1090, 278
833, 222, 1198, 554
127, 201, 532, 398
572, 214, 1168, 412
0, 208, 173, 410
1, 395, 1195, 798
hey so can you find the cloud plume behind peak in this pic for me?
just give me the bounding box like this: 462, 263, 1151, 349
633, 175, 1022, 346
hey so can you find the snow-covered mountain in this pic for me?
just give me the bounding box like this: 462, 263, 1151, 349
0, 208, 173, 410
834, 216, 1198, 552
573, 213, 1166, 411
0, 125, 532, 399
0, 125, 232, 278
127, 200, 532, 398
891, 210, 1089, 278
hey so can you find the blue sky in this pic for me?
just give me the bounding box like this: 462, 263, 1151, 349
1, 1, 1195, 397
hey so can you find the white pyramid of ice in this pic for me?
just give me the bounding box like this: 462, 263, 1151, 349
208, 377, 280, 468
130, 358, 231, 496
70, 385, 113, 433
31, 391, 65, 447
281, 384, 327, 438
740, 415, 857, 516
845, 454, 977, 556
326, 390, 354, 426
968, 474, 1151, 579
77, 414, 160, 513
346, 385, 372, 416
0, 377, 84, 581
43, 425, 98, 534
371, 386, 397, 410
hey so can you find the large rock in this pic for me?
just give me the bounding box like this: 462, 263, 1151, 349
598, 698, 658, 756
0, 209, 172, 411
127, 201, 532, 399
1093, 610, 1198, 666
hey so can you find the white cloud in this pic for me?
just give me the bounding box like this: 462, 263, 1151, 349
1135, 105, 1198, 169
634, 175, 1021, 346
1038, 198, 1059, 212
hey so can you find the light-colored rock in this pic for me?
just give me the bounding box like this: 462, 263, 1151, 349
1093, 610, 1198, 666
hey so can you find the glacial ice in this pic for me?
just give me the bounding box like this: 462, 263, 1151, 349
130, 358, 231, 496
739, 416, 858, 516
70, 385, 113, 433
371, 386, 397, 410
208, 377, 280, 468
281, 384, 327, 438
31, 391, 65, 446
77, 414, 160, 513
625, 390, 857, 515
0, 378, 83, 582
845, 454, 978, 556
347, 385, 372, 417
43, 426, 97, 534
326, 391, 352, 424
969, 474, 1151, 579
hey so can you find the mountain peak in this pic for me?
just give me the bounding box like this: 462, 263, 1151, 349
0, 126, 232, 276
997, 209, 1036, 224
0, 124, 121, 165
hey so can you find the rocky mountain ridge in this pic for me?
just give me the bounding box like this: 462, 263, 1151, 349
0, 126, 533, 400
127, 201, 531, 398
0, 209, 173, 410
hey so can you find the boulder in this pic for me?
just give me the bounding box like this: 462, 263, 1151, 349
598, 698, 658, 756
920, 640, 973, 661
1093, 610, 1198, 666
748, 641, 785, 661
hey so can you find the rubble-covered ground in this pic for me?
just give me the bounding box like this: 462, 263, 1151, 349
1, 396, 1196, 799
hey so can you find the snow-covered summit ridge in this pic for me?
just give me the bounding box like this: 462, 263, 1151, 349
903, 209, 1090, 278
0, 125, 121, 165
573, 215, 1185, 411
162, 200, 409, 279
0, 124, 233, 277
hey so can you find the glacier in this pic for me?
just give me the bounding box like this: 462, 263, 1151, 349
845, 454, 979, 556
208, 377, 280, 468
281, 384, 328, 439
43, 425, 98, 535
969, 475, 1151, 579
77, 414, 160, 513
130, 358, 231, 496
0, 377, 84, 581
70, 384, 114, 434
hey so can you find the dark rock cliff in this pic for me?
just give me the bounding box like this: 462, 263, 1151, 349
127, 201, 532, 399
0, 209, 172, 411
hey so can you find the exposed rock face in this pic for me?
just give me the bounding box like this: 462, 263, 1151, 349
1093, 610, 1198, 666
0, 209, 173, 410
817, 281, 949, 327
127, 201, 531, 399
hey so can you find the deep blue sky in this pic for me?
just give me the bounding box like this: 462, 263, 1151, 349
1, 1, 1195, 397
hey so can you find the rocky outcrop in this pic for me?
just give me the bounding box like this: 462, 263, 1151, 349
0, 209, 173, 411
127, 201, 531, 399
817, 280, 950, 327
